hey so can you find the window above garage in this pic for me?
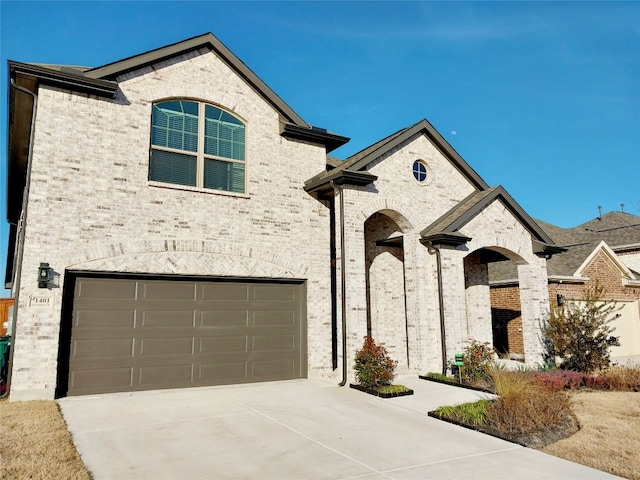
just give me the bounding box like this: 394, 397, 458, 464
150, 100, 246, 193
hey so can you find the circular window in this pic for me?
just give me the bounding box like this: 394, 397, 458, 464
412, 160, 428, 183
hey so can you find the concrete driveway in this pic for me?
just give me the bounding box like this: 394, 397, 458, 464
58, 377, 620, 479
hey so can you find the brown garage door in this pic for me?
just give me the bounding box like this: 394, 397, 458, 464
67, 277, 307, 396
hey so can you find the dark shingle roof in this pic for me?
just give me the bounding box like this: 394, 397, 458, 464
489, 211, 640, 283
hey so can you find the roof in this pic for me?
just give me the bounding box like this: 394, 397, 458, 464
489, 211, 640, 284
420, 186, 560, 253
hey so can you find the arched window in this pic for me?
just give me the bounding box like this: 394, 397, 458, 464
150, 100, 246, 193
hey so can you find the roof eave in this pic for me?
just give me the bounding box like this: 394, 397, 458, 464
281, 123, 349, 153
420, 232, 472, 247
304, 169, 377, 196
86, 32, 310, 127
533, 240, 567, 259
9, 61, 118, 98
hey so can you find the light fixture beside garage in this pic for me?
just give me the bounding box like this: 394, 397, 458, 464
38, 263, 53, 288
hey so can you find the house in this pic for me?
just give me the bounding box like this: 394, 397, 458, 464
490, 210, 640, 364
4, 33, 562, 401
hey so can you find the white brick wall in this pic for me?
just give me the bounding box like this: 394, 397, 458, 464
10, 48, 552, 399
11, 49, 334, 399
336, 134, 550, 380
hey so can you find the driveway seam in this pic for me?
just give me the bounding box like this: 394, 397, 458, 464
382, 445, 522, 474
232, 398, 395, 480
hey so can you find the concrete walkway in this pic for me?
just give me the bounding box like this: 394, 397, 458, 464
58, 377, 621, 479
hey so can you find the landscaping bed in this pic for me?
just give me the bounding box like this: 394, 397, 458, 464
422, 358, 640, 454
428, 401, 579, 449
349, 383, 414, 398
419, 373, 494, 394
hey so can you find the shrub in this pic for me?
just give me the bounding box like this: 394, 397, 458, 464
603, 365, 640, 391
435, 400, 492, 427
532, 370, 590, 390
353, 336, 397, 389
490, 369, 530, 397
486, 383, 571, 435
541, 284, 619, 373
459, 340, 495, 383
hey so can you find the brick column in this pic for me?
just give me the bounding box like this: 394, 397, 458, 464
439, 248, 468, 365
517, 258, 550, 364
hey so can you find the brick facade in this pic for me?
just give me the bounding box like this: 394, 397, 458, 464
10, 49, 333, 399
7, 36, 555, 399
493, 247, 640, 362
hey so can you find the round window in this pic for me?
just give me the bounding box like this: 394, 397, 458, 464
412, 160, 428, 183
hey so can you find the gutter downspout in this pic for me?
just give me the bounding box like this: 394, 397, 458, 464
333, 181, 348, 386
427, 241, 448, 376
2, 78, 38, 399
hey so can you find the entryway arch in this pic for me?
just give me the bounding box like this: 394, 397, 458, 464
463, 246, 528, 358
364, 210, 413, 370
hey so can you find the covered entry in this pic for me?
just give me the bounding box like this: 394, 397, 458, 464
62, 275, 307, 396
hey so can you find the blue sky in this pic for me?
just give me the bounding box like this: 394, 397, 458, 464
1, 1, 639, 293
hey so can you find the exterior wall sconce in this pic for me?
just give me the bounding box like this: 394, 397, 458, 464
556, 294, 565, 306
38, 262, 52, 288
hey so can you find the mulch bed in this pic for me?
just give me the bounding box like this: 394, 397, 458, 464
419, 375, 495, 394
422, 375, 580, 448
349, 384, 414, 398
428, 409, 579, 448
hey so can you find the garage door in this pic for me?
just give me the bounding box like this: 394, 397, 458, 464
66, 277, 307, 396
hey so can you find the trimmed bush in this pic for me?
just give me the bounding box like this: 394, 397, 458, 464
353, 336, 397, 389
459, 340, 495, 383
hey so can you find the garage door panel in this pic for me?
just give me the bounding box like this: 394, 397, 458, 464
252, 284, 297, 302
141, 310, 195, 328
139, 364, 193, 386
143, 282, 197, 300
198, 362, 247, 381
70, 367, 134, 392
76, 280, 138, 300
199, 336, 248, 354
72, 337, 134, 359
74, 309, 136, 329
140, 337, 194, 356
252, 334, 295, 352
67, 277, 306, 396
253, 310, 296, 326
252, 359, 295, 377
201, 283, 250, 301
200, 310, 249, 327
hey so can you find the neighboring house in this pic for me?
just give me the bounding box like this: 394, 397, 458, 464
5, 33, 562, 401
490, 211, 640, 364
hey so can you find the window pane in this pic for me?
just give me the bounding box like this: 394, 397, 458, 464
412, 161, 427, 182
150, 149, 197, 186
204, 159, 245, 193
203, 106, 245, 160
152, 101, 198, 152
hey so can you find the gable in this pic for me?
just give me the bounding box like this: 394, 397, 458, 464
7, 33, 349, 225
305, 118, 488, 198
421, 186, 561, 256
343, 119, 489, 189
576, 241, 635, 280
